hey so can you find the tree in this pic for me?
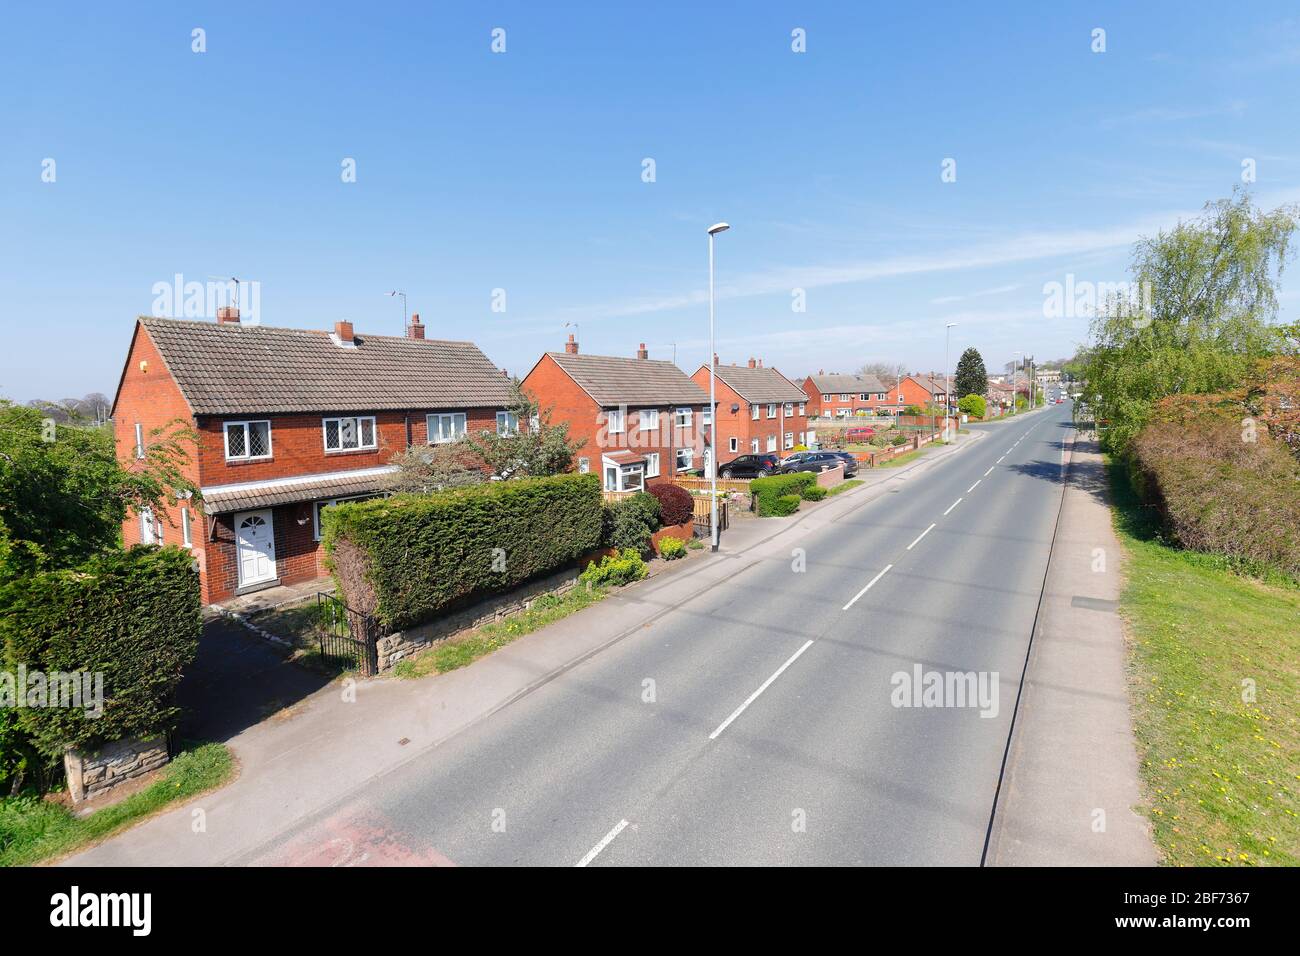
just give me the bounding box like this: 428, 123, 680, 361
1080, 188, 1300, 452
464, 381, 585, 479
953, 348, 988, 400
958, 394, 987, 419
859, 361, 906, 383
386, 441, 486, 494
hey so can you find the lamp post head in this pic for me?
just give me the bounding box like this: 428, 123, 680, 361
707, 222, 731, 236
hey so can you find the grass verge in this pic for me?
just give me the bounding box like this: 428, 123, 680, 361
0, 742, 234, 867
392, 585, 609, 679
1108, 458, 1299, 866
827, 479, 864, 496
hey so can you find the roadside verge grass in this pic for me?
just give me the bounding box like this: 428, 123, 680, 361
1108, 459, 1299, 866
0, 742, 234, 866
392, 584, 608, 679
826, 479, 864, 497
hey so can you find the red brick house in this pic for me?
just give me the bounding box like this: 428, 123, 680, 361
800, 372, 895, 418
898, 373, 951, 412
690, 358, 808, 462
521, 336, 710, 491
111, 309, 512, 604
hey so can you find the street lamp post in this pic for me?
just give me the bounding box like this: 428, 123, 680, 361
707, 222, 730, 552
1011, 351, 1023, 416
944, 322, 957, 441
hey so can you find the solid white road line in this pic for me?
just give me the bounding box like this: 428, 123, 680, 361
943, 497, 962, 516
709, 640, 815, 740
576, 818, 629, 867
966, 479, 981, 493
842, 564, 893, 611
984, 466, 994, 476
907, 523, 937, 550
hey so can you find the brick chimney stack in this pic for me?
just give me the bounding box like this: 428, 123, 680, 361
564, 333, 579, 354
334, 320, 355, 343
636, 343, 648, 359
757, 358, 763, 367
407, 312, 425, 340
747, 357, 756, 368
216, 305, 241, 325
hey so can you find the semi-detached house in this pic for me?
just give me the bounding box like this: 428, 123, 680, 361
521, 336, 711, 492
111, 309, 512, 604
690, 358, 809, 462
800, 371, 898, 417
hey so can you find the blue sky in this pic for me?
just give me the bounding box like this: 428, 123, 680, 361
3, 1, 1300, 402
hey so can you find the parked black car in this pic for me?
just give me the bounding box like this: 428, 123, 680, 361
778, 451, 856, 477
822, 450, 860, 477
718, 453, 781, 478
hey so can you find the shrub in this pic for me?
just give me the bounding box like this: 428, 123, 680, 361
903, 405, 925, 416
323, 473, 604, 630
958, 394, 987, 419
0, 546, 200, 755
580, 549, 648, 587
648, 483, 693, 526
771, 494, 801, 516
687, 537, 704, 550
890, 434, 909, 446
802, 484, 828, 502
1129, 394, 1300, 578
604, 491, 661, 555
659, 537, 686, 560
749, 472, 817, 515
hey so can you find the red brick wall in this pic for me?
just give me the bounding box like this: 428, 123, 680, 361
691, 368, 809, 462
899, 377, 945, 410
523, 353, 708, 485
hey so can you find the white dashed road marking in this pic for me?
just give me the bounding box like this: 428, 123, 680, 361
576, 819, 629, 867
843, 564, 893, 611
907, 523, 936, 550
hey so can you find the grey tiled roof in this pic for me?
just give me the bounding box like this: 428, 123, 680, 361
707, 365, 807, 404
140, 317, 514, 415
201, 467, 395, 513
910, 375, 949, 395
545, 352, 709, 407
805, 373, 889, 394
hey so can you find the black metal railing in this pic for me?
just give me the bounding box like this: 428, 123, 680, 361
315, 592, 378, 676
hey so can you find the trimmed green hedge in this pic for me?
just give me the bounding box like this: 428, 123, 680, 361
323, 473, 604, 630
0, 546, 200, 755
750, 472, 818, 515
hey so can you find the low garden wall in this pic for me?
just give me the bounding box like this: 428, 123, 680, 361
63, 734, 169, 804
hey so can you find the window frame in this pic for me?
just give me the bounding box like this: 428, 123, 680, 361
496, 410, 519, 436
766, 403, 777, 419
674, 407, 692, 429
181, 506, 192, 548
323, 415, 377, 453
728, 436, 738, 453
783, 402, 793, 417
224, 419, 273, 461
644, 452, 660, 478
134, 422, 145, 460
784, 432, 794, 450
675, 447, 694, 472
751, 403, 760, 421
639, 408, 659, 432
427, 412, 467, 445
606, 407, 626, 434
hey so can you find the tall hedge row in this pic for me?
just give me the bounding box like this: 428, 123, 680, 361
322, 472, 604, 630
0, 546, 200, 754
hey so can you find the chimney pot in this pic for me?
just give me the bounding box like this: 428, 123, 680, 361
636, 343, 648, 360
564, 333, 579, 355
217, 305, 241, 325
748, 357, 756, 368
407, 312, 425, 340
758, 358, 763, 367
713, 353, 719, 366
335, 320, 355, 343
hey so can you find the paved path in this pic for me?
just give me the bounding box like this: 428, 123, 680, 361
69, 405, 1149, 866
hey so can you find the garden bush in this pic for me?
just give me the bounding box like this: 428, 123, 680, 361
658, 537, 686, 560
1129, 393, 1300, 578
958, 394, 987, 419
770, 494, 801, 516
0, 546, 200, 755
323, 473, 604, 630
603, 491, 662, 555
801, 484, 828, 502
749, 472, 817, 515
648, 483, 693, 526
579, 549, 648, 587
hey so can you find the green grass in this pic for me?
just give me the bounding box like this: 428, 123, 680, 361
392, 585, 609, 679
0, 742, 234, 867
826, 479, 864, 496
1108, 460, 1299, 867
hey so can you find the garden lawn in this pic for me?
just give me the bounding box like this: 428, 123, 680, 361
1109, 461, 1299, 866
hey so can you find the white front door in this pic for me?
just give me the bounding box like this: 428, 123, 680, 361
235, 510, 277, 586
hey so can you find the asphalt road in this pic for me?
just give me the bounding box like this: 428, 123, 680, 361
245, 405, 1076, 867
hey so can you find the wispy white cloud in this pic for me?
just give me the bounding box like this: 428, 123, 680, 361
929, 284, 1021, 305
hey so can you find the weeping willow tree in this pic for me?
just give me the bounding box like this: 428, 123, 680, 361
1080, 188, 1299, 453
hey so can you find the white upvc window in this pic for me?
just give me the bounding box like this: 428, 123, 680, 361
729, 437, 738, 452
821, 394, 831, 402
675, 447, 694, 472
224, 420, 272, 460
766, 434, 777, 453
497, 411, 519, 436
766, 403, 777, 419
134, 423, 145, 459
607, 407, 625, 434
675, 407, 692, 429
427, 412, 467, 444
577, 456, 590, 473
645, 452, 660, 478
323, 416, 376, 452
784, 432, 794, 450
799, 402, 807, 415
783, 402, 793, 417
859, 393, 869, 401
639, 408, 659, 431
876, 392, 887, 400
703, 407, 712, 426
314, 494, 384, 540
602, 459, 644, 492
181, 506, 192, 548
840, 393, 851, 401
140, 507, 158, 545
750, 438, 759, 453
751, 403, 760, 420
